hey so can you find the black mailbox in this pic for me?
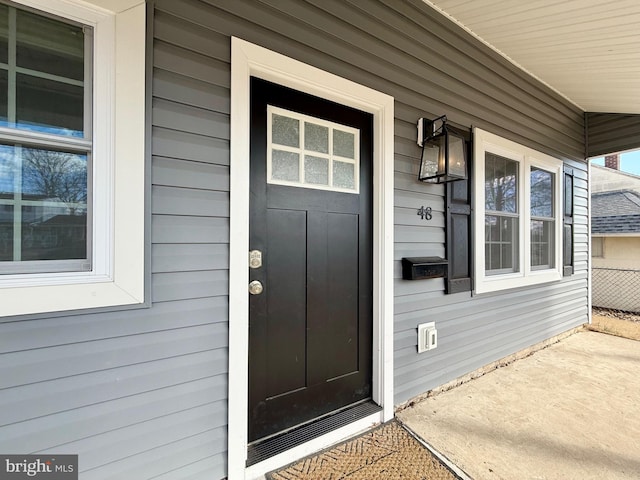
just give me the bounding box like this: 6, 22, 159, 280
402, 257, 448, 280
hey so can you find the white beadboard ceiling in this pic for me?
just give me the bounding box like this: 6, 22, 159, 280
426, 0, 640, 114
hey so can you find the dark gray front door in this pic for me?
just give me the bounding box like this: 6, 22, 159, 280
248, 77, 373, 443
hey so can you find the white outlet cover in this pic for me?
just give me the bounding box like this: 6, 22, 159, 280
418, 322, 437, 353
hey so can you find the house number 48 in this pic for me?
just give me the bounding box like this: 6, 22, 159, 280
417, 206, 432, 221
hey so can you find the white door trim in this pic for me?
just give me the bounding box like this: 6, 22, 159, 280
228, 37, 394, 479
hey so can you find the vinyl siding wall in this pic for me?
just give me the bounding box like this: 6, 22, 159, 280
0, 2, 231, 478
395, 156, 589, 401
586, 112, 640, 158
0, 1, 588, 479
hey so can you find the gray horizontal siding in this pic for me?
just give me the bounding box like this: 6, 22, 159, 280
0, 1, 590, 479
0, 323, 227, 389
392, 158, 589, 403
586, 112, 640, 157
153, 127, 229, 165
179, 0, 587, 416
157, 0, 584, 157
0, 2, 231, 479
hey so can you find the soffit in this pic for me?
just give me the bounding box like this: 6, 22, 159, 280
426, 0, 640, 114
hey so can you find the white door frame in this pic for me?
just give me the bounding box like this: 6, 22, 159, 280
228, 37, 394, 479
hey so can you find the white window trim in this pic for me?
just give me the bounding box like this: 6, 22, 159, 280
474, 127, 563, 294
229, 37, 394, 479
0, 0, 146, 317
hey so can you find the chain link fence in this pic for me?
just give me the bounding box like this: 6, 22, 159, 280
592, 267, 640, 313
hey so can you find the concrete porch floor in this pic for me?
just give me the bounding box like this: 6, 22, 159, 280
398, 331, 640, 479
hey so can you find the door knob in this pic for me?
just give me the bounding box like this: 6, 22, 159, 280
249, 280, 263, 295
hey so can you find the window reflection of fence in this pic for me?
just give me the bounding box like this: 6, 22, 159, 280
592, 268, 640, 313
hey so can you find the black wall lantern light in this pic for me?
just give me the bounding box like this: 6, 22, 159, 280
417, 115, 467, 183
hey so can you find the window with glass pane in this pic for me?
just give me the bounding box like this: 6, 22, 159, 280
0, 4, 91, 274
484, 153, 519, 274
592, 237, 603, 258
268, 105, 359, 193
530, 167, 554, 269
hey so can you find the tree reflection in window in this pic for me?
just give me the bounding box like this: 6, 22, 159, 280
485, 153, 517, 213
530, 167, 554, 269
485, 153, 519, 273
22, 148, 87, 205
0, 146, 87, 262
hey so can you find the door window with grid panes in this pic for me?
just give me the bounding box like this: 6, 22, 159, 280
267, 106, 360, 194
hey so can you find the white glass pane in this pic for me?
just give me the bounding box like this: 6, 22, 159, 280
22, 203, 86, 260
0, 145, 89, 262
21, 147, 87, 202
272, 114, 299, 148
14, 8, 86, 137
0, 204, 12, 261
17, 73, 83, 137
304, 122, 328, 153
485, 153, 517, 213
0, 4, 7, 65
304, 155, 328, 185
17, 8, 85, 81
0, 144, 13, 197
531, 219, 554, 268
333, 161, 355, 190
531, 167, 553, 218
267, 107, 359, 194
0, 70, 7, 125
272, 149, 299, 182
1, 144, 89, 262
485, 215, 518, 273
0, 5, 6, 123
333, 129, 355, 159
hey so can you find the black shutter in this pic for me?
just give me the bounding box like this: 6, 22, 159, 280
445, 134, 472, 293
563, 165, 574, 276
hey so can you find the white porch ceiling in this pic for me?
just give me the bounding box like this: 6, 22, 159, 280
426, 0, 640, 114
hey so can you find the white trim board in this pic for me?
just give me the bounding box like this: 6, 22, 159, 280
587, 161, 593, 325
228, 37, 395, 479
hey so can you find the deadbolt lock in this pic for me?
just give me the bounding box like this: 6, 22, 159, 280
249, 250, 262, 269
248, 280, 263, 295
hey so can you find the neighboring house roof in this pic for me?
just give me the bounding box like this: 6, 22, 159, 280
592, 190, 640, 234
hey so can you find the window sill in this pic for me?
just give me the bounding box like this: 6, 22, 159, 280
0, 279, 144, 318
475, 269, 563, 294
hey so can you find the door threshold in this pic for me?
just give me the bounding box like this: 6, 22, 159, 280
246, 400, 382, 467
